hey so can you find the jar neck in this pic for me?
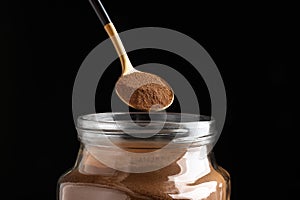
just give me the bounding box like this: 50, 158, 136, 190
76, 143, 215, 177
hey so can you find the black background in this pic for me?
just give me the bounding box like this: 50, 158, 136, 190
2, 0, 299, 199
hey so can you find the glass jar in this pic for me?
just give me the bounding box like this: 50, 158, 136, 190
58, 112, 230, 200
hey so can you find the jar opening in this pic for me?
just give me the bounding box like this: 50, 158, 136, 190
77, 112, 216, 145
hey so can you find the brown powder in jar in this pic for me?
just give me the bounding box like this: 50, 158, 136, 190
115, 72, 173, 111
59, 147, 182, 200
59, 146, 229, 200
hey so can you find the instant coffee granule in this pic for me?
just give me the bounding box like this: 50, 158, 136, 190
115, 72, 173, 111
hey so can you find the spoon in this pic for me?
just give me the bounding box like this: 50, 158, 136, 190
89, 0, 174, 111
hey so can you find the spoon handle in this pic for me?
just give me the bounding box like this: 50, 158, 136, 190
88, 0, 133, 74
89, 0, 111, 26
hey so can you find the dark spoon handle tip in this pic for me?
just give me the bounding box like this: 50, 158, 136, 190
89, 0, 111, 26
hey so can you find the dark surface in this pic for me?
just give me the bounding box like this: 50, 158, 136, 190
2, 0, 298, 199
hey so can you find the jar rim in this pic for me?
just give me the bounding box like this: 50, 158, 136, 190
76, 112, 216, 144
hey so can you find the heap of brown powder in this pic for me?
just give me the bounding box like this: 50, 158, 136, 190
115, 72, 173, 111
